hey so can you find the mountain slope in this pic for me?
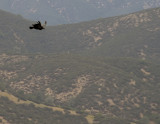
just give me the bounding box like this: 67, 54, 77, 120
0, 8, 160, 62
0, 54, 160, 124
0, 91, 89, 124
0, 8, 160, 124
1, 0, 160, 25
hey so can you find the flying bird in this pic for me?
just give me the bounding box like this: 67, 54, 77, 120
29, 21, 47, 30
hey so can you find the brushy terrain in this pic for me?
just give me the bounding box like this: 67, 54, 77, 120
0, 8, 160, 124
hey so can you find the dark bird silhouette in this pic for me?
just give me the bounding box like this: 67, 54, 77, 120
29, 21, 47, 30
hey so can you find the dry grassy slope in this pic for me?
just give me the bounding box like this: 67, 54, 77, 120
0, 54, 159, 123
0, 91, 94, 124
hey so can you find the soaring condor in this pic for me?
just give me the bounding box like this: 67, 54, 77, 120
29, 21, 47, 30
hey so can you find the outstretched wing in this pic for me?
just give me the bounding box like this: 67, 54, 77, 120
33, 21, 41, 27
37, 21, 42, 26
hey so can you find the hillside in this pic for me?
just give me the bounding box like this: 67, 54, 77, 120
0, 8, 160, 124
1, 0, 160, 25
0, 8, 160, 62
0, 54, 160, 124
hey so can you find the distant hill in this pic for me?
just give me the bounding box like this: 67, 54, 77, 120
0, 0, 160, 25
0, 8, 160, 62
0, 8, 160, 124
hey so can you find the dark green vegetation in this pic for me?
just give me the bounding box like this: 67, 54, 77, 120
0, 8, 160, 124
